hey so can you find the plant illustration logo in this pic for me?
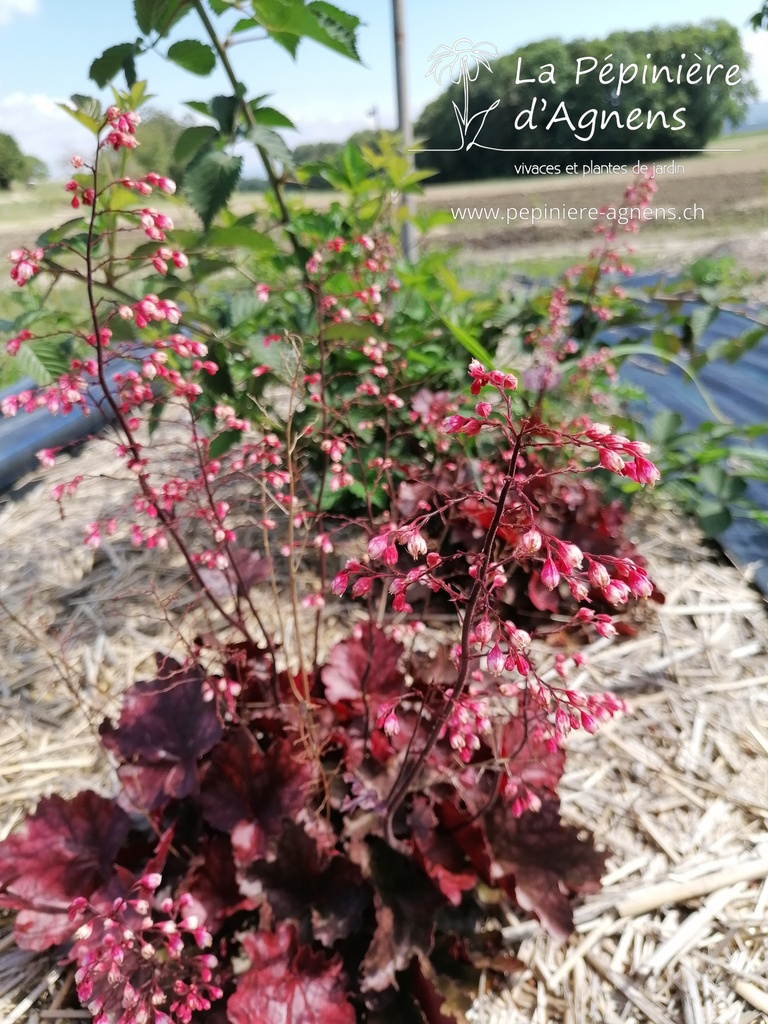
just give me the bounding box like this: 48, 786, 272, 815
424, 38, 500, 150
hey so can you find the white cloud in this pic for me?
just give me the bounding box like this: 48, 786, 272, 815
742, 30, 768, 100
0, 0, 38, 26
0, 92, 94, 175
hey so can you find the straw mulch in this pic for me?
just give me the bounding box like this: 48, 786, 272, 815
1, 429, 767, 1024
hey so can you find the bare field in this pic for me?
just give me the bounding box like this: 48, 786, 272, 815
422, 136, 768, 251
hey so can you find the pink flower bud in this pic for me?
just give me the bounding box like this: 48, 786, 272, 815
367, 533, 390, 560
487, 642, 505, 676
599, 448, 625, 474
331, 572, 349, 596
603, 581, 630, 606
541, 557, 560, 590
588, 561, 611, 590
518, 528, 542, 555
627, 569, 653, 598
351, 576, 372, 597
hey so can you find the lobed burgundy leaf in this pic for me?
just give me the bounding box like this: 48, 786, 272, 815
495, 708, 566, 799
228, 922, 356, 1024
320, 623, 403, 712
178, 833, 257, 930
407, 796, 477, 907
356, 838, 445, 994
98, 661, 223, 812
0, 791, 130, 950
200, 730, 316, 865
237, 819, 371, 947
487, 799, 608, 942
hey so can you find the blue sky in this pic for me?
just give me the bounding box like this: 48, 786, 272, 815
0, 0, 766, 176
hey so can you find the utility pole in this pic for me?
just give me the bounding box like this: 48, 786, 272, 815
391, 0, 417, 261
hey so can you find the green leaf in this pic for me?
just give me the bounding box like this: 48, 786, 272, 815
207, 0, 231, 13
36, 217, 87, 247
250, 104, 296, 129
185, 100, 210, 117
251, 0, 361, 61
208, 429, 241, 459
16, 339, 71, 385
698, 464, 728, 498
697, 500, 731, 537
183, 150, 243, 229
210, 94, 240, 134
231, 16, 259, 32
89, 43, 137, 87
58, 94, 103, 135
205, 226, 277, 254
167, 39, 216, 75
247, 125, 293, 168
155, 0, 193, 36
436, 314, 494, 364
133, 0, 156, 33
650, 410, 683, 445
307, 1, 361, 61
174, 124, 219, 164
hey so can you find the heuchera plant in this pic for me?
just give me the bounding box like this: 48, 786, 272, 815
0, 106, 660, 1023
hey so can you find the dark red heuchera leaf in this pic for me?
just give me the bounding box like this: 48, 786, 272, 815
197, 548, 271, 599
486, 798, 608, 942
238, 819, 371, 947
227, 922, 356, 1024
320, 624, 403, 713
527, 570, 561, 613
0, 791, 130, 951
495, 708, 566, 799
178, 834, 257, 930
99, 660, 223, 812
200, 730, 315, 865
355, 838, 446, 994
407, 797, 477, 907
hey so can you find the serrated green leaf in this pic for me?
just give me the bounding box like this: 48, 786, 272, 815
134, 0, 156, 33
183, 150, 243, 229
167, 39, 216, 75
247, 125, 293, 168
210, 94, 240, 134
252, 0, 360, 60
154, 0, 193, 36
36, 217, 87, 246
208, 0, 231, 13
231, 16, 258, 32
174, 124, 218, 164
58, 94, 102, 135
307, 1, 361, 61
16, 339, 71, 385
90, 43, 137, 88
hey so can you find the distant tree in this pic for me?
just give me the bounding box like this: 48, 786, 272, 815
416, 21, 758, 180
130, 110, 187, 180
0, 133, 26, 190
22, 155, 49, 182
